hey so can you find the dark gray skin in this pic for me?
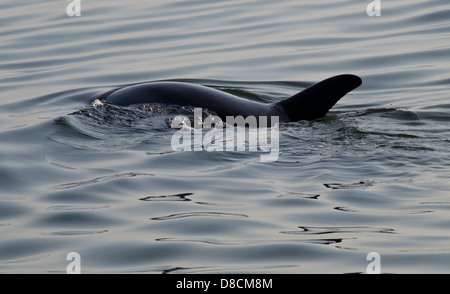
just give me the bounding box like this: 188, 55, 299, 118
99, 74, 362, 123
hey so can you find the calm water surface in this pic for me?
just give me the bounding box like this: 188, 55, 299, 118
0, 0, 449, 273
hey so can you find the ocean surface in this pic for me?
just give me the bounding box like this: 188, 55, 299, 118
1, 0, 449, 274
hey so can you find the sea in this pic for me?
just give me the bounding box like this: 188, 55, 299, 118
1, 0, 449, 274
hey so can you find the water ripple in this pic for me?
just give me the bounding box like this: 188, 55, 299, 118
53, 172, 154, 190
47, 205, 110, 211
155, 237, 343, 246
324, 180, 375, 190
150, 212, 249, 221
281, 226, 396, 235
334, 207, 433, 215
139, 193, 193, 202
40, 230, 109, 236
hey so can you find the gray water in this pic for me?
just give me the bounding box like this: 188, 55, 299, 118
1, 0, 449, 274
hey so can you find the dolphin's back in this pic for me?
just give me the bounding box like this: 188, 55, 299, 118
105, 82, 272, 119
103, 75, 362, 122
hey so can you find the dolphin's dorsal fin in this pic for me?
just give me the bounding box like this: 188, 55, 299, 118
277, 74, 362, 121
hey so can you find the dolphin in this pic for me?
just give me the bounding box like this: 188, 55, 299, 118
95, 74, 361, 123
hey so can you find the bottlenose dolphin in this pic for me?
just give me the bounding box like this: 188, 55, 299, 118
95, 74, 361, 123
